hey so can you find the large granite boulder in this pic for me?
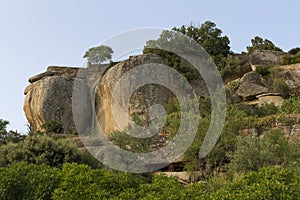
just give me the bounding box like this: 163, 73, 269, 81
275, 63, 300, 95
249, 49, 285, 70
24, 71, 91, 133
236, 72, 270, 100
95, 54, 176, 136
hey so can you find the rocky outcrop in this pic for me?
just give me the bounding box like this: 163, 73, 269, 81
95, 54, 176, 136
236, 72, 270, 100
24, 66, 92, 133
24, 54, 182, 135
24, 53, 300, 136
24, 76, 78, 133
249, 49, 285, 70
275, 63, 300, 95
256, 93, 283, 107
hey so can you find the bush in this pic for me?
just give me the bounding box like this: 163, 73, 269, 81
255, 65, 271, 76
0, 119, 25, 146
247, 36, 282, 53
212, 167, 300, 199
279, 96, 300, 114
42, 120, 64, 133
273, 78, 290, 98
53, 163, 148, 200
0, 135, 88, 167
283, 52, 300, 65
227, 129, 292, 173
0, 162, 60, 200
256, 103, 278, 117
288, 47, 300, 55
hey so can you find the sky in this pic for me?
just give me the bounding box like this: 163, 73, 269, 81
0, 0, 299, 133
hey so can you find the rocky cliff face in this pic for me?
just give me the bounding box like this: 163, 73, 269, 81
94, 54, 176, 135
24, 50, 300, 135
24, 54, 175, 135
23, 66, 91, 133
249, 49, 285, 70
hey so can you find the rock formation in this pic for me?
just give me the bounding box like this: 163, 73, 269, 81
236, 72, 270, 100
24, 51, 300, 135
24, 54, 178, 135
249, 49, 285, 70
94, 54, 176, 136
24, 67, 88, 133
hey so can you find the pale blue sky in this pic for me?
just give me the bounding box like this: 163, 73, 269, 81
0, 0, 299, 133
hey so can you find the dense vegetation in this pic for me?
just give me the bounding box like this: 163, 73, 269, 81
1, 20, 300, 199
0, 162, 298, 199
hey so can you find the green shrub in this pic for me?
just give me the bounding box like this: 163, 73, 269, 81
273, 78, 290, 98
288, 47, 300, 55
212, 167, 300, 199
0, 119, 25, 146
0, 162, 60, 200
227, 129, 292, 173
227, 79, 240, 93
255, 65, 271, 76
42, 120, 64, 133
0, 135, 87, 167
256, 103, 278, 117
53, 163, 148, 200
283, 52, 300, 65
279, 96, 300, 114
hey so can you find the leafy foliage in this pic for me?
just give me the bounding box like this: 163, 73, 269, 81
247, 36, 282, 53
144, 21, 231, 81
0, 119, 25, 147
273, 77, 290, 98
0, 134, 90, 167
212, 167, 300, 199
173, 21, 231, 58
227, 129, 292, 173
255, 65, 271, 76
279, 96, 300, 114
0, 162, 299, 199
83, 45, 113, 64
42, 120, 64, 133
0, 162, 60, 200
283, 51, 300, 65
288, 47, 300, 55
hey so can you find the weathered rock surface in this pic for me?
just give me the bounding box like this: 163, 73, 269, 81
24, 76, 78, 133
275, 63, 300, 95
95, 54, 176, 136
236, 72, 270, 100
256, 93, 283, 107
249, 49, 285, 70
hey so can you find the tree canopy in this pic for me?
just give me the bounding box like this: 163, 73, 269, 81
247, 36, 282, 53
83, 45, 113, 64
173, 21, 231, 57
143, 21, 232, 80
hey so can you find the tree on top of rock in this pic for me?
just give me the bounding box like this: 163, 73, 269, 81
173, 21, 231, 57
83, 45, 114, 64
247, 36, 282, 53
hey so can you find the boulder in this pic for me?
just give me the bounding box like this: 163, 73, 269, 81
94, 54, 176, 136
28, 71, 55, 83
256, 93, 283, 107
249, 49, 285, 71
275, 63, 300, 95
23, 76, 91, 133
236, 72, 270, 100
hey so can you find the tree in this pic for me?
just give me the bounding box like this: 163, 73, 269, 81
173, 21, 231, 57
0, 119, 25, 146
0, 134, 91, 167
247, 36, 282, 53
83, 45, 113, 64
144, 21, 231, 76
288, 47, 300, 55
